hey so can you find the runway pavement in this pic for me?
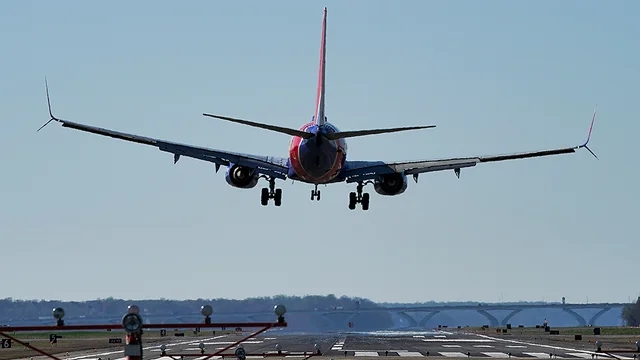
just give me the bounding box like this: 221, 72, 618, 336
319, 331, 623, 359
21, 330, 636, 360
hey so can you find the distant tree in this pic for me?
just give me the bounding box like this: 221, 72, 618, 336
621, 297, 640, 326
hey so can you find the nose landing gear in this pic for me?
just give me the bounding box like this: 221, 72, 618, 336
348, 181, 372, 211
311, 184, 321, 201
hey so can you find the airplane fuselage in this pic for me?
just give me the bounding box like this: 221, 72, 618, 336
288, 121, 348, 184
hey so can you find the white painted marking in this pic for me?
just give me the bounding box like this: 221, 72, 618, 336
264, 337, 277, 340
483, 352, 511, 358
413, 335, 426, 338
474, 345, 495, 348
440, 352, 469, 357
566, 353, 594, 359
442, 344, 462, 348
332, 339, 346, 351
473, 333, 633, 360
423, 338, 495, 342
398, 351, 424, 356
66, 335, 228, 360
507, 345, 528, 348
434, 335, 447, 338
524, 352, 555, 358
354, 351, 380, 356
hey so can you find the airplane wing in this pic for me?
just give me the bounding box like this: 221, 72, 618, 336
344, 108, 598, 183
38, 80, 290, 180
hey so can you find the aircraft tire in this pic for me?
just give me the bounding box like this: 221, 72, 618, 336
361, 193, 370, 211
348, 192, 357, 210
274, 188, 282, 206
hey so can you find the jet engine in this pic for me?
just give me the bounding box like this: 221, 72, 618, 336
373, 172, 408, 196
225, 164, 259, 189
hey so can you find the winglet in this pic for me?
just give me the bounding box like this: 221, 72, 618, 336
37, 77, 62, 132
578, 105, 598, 159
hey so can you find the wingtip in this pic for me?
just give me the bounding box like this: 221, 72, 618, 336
585, 145, 598, 160
38, 76, 60, 132
578, 105, 598, 159
581, 105, 597, 146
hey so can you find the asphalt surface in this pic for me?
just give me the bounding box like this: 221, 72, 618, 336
19, 330, 637, 360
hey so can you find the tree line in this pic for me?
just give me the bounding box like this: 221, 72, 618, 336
0, 294, 378, 320
621, 297, 640, 326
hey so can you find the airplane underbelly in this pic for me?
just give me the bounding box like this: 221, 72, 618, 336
289, 138, 345, 183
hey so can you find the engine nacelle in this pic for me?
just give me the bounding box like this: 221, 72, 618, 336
374, 173, 408, 196
225, 164, 259, 189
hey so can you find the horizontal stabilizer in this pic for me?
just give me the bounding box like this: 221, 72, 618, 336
324, 125, 436, 140
202, 113, 314, 139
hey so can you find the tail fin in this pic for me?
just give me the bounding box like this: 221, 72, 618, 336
309, 7, 437, 140
314, 7, 328, 127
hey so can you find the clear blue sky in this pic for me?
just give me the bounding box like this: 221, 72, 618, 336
1, 0, 638, 304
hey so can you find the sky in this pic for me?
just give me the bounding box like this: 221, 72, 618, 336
1, 0, 638, 305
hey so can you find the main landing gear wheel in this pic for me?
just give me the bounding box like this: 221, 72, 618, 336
260, 177, 282, 207
348, 181, 371, 211
310, 184, 321, 201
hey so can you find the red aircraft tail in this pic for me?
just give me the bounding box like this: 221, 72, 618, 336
314, 7, 328, 126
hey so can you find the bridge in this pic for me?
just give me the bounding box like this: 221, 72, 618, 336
217, 303, 627, 328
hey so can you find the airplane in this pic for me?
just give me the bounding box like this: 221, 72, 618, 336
39, 7, 598, 211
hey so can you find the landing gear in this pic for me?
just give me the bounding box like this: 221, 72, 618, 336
260, 177, 282, 206
311, 184, 321, 201
348, 181, 371, 211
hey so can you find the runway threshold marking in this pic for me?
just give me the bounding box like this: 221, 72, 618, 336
397, 351, 424, 356
566, 353, 597, 359
440, 352, 469, 357
355, 351, 381, 356
422, 338, 495, 342
331, 337, 346, 351
65, 334, 228, 360
472, 333, 635, 360
524, 353, 555, 359
482, 352, 511, 358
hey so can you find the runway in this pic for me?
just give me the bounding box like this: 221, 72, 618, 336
28, 330, 634, 359
319, 331, 616, 359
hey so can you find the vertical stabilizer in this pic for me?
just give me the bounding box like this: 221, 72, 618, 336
314, 7, 328, 126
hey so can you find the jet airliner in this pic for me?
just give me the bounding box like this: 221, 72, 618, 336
39, 7, 598, 211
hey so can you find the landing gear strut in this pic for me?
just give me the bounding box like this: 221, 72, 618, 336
311, 184, 321, 201
348, 181, 371, 211
260, 176, 282, 207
